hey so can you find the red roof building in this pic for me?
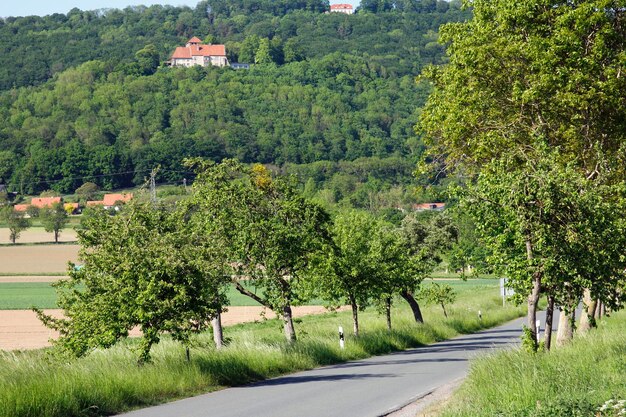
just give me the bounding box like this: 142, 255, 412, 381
330, 3, 354, 14
170, 37, 229, 68
30, 197, 62, 208
102, 193, 133, 206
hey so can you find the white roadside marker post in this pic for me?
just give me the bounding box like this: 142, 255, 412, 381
536, 319, 541, 343
338, 326, 345, 349
478, 310, 482, 321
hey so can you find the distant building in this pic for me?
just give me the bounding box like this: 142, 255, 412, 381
30, 197, 62, 209
330, 3, 355, 14
169, 36, 229, 68
413, 202, 446, 211
87, 193, 133, 210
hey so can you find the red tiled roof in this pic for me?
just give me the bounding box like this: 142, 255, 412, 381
30, 197, 61, 208
188, 36, 202, 44
171, 44, 227, 59
13, 204, 29, 212
330, 3, 353, 9
102, 193, 133, 206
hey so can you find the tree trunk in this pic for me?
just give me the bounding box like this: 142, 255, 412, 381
544, 295, 554, 351
400, 289, 423, 324
525, 239, 541, 350
441, 303, 448, 318
578, 289, 597, 334
594, 299, 602, 320
282, 305, 296, 342
54, 230, 59, 243
212, 313, 223, 349
556, 308, 574, 347
234, 280, 296, 342
349, 294, 359, 337
385, 297, 392, 331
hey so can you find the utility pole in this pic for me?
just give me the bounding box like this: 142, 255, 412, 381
149, 167, 158, 205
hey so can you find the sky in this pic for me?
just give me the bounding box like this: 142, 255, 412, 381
1, 0, 360, 18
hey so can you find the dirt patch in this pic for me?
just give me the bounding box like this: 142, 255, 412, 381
0, 227, 78, 244
0, 245, 80, 274
0, 306, 346, 351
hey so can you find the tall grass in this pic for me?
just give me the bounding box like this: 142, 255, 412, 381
0, 283, 525, 417
440, 310, 626, 417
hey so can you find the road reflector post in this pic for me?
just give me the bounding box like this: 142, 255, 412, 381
478, 310, 482, 321
535, 319, 541, 342
338, 326, 345, 349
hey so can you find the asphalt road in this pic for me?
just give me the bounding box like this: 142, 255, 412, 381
119, 313, 547, 417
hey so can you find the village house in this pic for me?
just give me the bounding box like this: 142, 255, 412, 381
329, 3, 355, 14
87, 193, 133, 210
14, 196, 62, 212
169, 36, 229, 68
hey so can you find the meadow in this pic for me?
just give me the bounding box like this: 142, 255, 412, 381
440, 310, 626, 417
0, 281, 526, 417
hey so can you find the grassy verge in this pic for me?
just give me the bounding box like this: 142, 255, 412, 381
440, 310, 626, 417
0, 281, 526, 417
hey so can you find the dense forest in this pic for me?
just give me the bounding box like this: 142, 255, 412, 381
0, 0, 469, 207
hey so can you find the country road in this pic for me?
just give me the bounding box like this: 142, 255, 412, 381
119, 312, 550, 417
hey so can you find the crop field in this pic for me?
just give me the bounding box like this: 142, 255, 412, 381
0, 227, 78, 244
0, 244, 80, 274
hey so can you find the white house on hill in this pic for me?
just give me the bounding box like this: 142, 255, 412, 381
330, 4, 355, 14
169, 36, 229, 68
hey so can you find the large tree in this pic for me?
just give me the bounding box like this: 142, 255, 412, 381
419, 0, 626, 348
186, 159, 332, 342
40, 202, 69, 243
1, 206, 30, 244
37, 200, 226, 362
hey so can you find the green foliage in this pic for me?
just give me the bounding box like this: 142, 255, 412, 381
37, 200, 227, 362
74, 182, 100, 202
184, 159, 332, 341
39, 202, 69, 243
419, 282, 456, 318
0, 3, 470, 196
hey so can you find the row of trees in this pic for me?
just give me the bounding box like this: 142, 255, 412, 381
38, 160, 456, 362
0, 203, 69, 243
419, 0, 626, 350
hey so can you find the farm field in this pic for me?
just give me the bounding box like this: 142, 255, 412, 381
0, 306, 344, 351
0, 227, 78, 244
0, 244, 80, 274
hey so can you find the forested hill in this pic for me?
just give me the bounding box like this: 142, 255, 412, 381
0, 0, 465, 90
0, 0, 469, 205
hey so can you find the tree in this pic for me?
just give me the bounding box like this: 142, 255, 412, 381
75, 182, 100, 202
255, 38, 273, 64
314, 210, 384, 336
419, 282, 456, 318
396, 212, 457, 323
1, 206, 29, 244
419, 0, 626, 347
40, 202, 69, 243
186, 159, 331, 342
37, 200, 226, 362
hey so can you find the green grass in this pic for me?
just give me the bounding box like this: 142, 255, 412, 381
440, 310, 626, 417
0, 283, 59, 310
0, 281, 333, 309
0, 281, 527, 417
